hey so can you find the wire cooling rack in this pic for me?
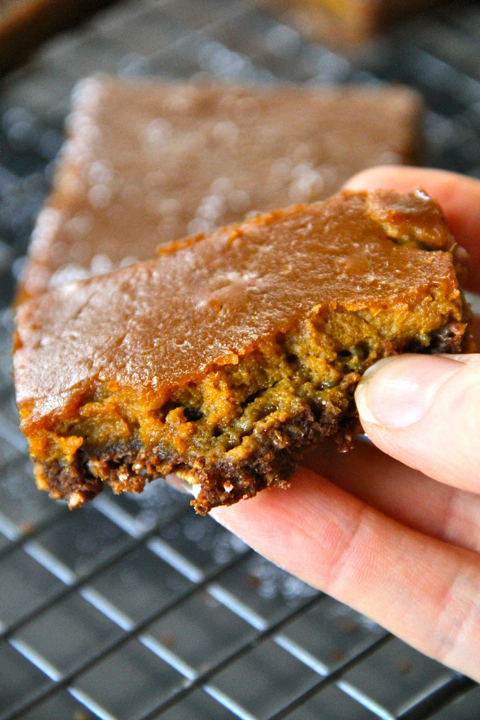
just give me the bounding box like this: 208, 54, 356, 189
1, 1, 480, 718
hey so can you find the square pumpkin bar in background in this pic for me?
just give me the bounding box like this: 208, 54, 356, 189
20, 78, 423, 299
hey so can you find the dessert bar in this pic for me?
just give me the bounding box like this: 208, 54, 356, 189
14, 189, 471, 513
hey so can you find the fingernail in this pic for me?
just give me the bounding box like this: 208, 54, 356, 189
355, 354, 462, 429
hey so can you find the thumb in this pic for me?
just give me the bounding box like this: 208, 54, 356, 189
355, 354, 480, 493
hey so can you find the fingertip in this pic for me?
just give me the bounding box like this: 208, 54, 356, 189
355, 353, 480, 492
343, 166, 480, 205
343, 165, 412, 191
355, 354, 462, 430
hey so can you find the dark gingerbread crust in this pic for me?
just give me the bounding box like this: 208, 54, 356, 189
33, 372, 361, 514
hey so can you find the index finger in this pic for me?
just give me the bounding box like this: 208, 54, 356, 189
344, 166, 480, 291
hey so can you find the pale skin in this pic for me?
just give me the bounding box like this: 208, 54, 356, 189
212, 167, 480, 681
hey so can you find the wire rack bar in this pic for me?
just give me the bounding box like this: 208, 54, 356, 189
136, 594, 324, 720
2, 546, 254, 719
0, 509, 66, 563
267, 633, 393, 720
0, 505, 190, 643
93, 493, 401, 719
397, 675, 478, 720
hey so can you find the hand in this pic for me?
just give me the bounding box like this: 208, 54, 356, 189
212, 167, 480, 681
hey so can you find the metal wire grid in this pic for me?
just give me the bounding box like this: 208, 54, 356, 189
1, 1, 480, 718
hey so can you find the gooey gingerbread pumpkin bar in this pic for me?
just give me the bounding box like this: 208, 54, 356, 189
14, 189, 471, 514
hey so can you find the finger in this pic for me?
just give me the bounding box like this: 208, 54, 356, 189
212, 469, 480, 680
355, 353, 480, 493
303, 438, 480, 553
344, 166, 480, 291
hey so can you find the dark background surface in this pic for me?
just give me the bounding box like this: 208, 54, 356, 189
1, 1, 480, 718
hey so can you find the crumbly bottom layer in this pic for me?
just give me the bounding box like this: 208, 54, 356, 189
35, 374, 360, 514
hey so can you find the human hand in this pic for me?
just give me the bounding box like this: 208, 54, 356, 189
212, 167, 480, 681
